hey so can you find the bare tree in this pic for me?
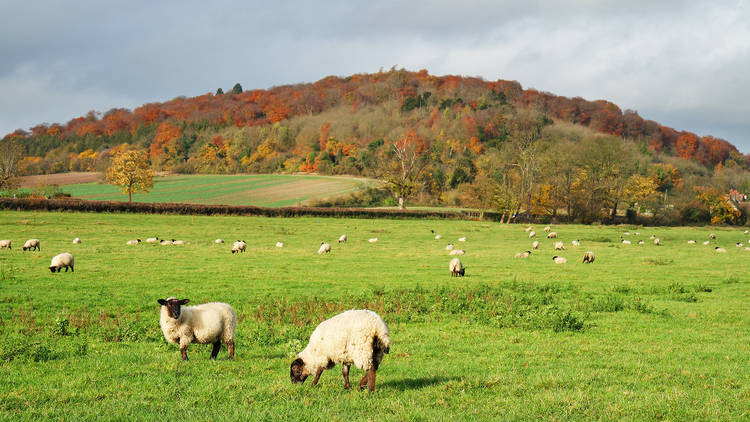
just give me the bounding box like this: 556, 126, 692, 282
380, 135, 429, 209
0, 138, 25, 189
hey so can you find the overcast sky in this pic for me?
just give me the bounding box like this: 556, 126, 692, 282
1, 1, 748, 151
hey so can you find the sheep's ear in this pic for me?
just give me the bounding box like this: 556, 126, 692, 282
180, 299, 190, 305
157, 299, 167, 305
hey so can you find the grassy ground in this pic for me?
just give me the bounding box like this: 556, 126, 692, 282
57, 174, 375, 207
0, 211, 748, 420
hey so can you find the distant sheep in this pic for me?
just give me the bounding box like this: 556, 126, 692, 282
276, 242, 284, 248
449, 249, 465, 256
687, 240, 696, 244
649, 235, 656, 240
146, 237, 159, 244
434, 234, 442, 240
445, 243, 454, 251
703, 240, 710, 245
338, 234, 347, 243
736, 242, 743, 248
368, 238, 378, 243
160, 239, 174, 246
290, 309, 390, 392
215, 239, 224, 244
514, 251, 531, 258
744, 247, 750, 251
582, 251, 595, 263
458, 237, 467, 242
126, 239, 141, 245
72, 237, 81, 244
232, 240, 247, 253
638, 240, 645, 245
715, 247, 727, 253
547, 232, 558, 239
529, 231, 536, 238
554, 241, 565, 250
49, 253, 74, 272
532, 240, 540, 250
524, 226, 533, 232
552, 256, 568, 264
23, 239, 40, 251
571, 240, 580, 247
653, 238, 660, 246
624, 232, 631, 236
172, 240, 186, 245
449, 257, 465, 277
543, 226, 551, 232
318, 242, 331, 254
0, 240, 10, 249
709, 233, 716, 239
745, 230, 749, 235
621, 239, 631, 245
634, 232, 640, 236
158, 297, 236, 361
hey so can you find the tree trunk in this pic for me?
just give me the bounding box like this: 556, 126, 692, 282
398, 196, 404, 209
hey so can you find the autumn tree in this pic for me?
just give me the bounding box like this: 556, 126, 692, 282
0, 138, 25, 188
380, 131, 429, 209
232, 83, 243, 94
106, 150, 154, 202
624, 174, 658, 214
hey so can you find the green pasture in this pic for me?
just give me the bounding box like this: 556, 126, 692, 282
61, 174, 373, 206
0, 210, 748, 420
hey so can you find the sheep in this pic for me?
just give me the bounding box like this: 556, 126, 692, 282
543, 226, 551, 232
703, 240, 710, 245
146, 237, 159, 244
276, 242, 284, 248
571, 240, 581, 247
449, 249, 465, 256
524, 226, 533, 232
547, 231, 558, 239
709, 233, 716, 239
318, 242, 331, 254
160, 239, 174, 246
126, 239, 142, 245
687, 240, 696, 244
745, 230, 749, 235
49, 252, 74, 272
649, 235, 656, 240
0, 240, 10, 249
449, 257, 465, 277
634, 232, 640, 236
552, 255, 568, 264
458, 237, 467, 242
215, 239, 224, 244
23, 239, 40, 251
529, 231, 536, 238
744, 247, 750, 251
582, 251, 595, 263
338, 234, 347, 243
72, 237, 81, 244
514, 251, 532, 258
624, 232, 631, 236
232, 240, 247, 253
290, 309, 390, 392
368, 238, 378, 243
653, 238, 661, 246
735, 242, 743, 248
554, 241, 565, 250
715, 247, 727, 253
445, 243, 454, 251
434, 234, 442, 240
157, 297, 236, 361
621, 239, 631, 245
638, 240, 645, 245
532, 240, 540, 250
172, 240, 186, 245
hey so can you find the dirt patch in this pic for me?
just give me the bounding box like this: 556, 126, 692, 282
19, 172, 103, 188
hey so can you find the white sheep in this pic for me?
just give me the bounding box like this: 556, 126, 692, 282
547, 232, 558, 239
338, 234, 347, 243
552, 255, 568, 264
318, 242, 331, 254
543, 226, 551, 232
215, 239, 224, 244
715, 247, 727, 253
157, 297, 236, 361
554, 241, 565, 250
524, 226, 533, 232
736, 242, 744, 248
276, 242, 284, 248
638, 240, 645, 245
146, 237, 159, 244
703, 240, 710, 245
514, 251, 531, 258
290, 309, 390, 392
458, 237, 467, 242
72, 237, 81, 244
172, 240, 186, 245
745, 230, 749, 235
709, 233, 716, 239
744, 247, 750, 251
621, 239, 632, 245
0, 240, 11, 249
653, 238, 661, 246
232, 240, 247, 253
434, 234, 442, 240
687, 240, 696, 244
23, 239, 40, 251
49, 252, 74, 272
160, 239, 174, 246
449, 257, 465, 277
126, 239, 141, 245
634, 232, 640, 236
649, 235, 656, 240
449, 249, 465, 256
368, 238, 378, 243
529, 231, 536, 238
445, 243, 454, 251
532, 240, 540, 250
582, 251, 595, 263
624, 232, 631, 236
571, 240, 581, 247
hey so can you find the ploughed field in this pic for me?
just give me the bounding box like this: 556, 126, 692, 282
0, 210, 748, 420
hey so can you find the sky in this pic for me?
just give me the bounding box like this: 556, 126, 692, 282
1, 1, 749, 151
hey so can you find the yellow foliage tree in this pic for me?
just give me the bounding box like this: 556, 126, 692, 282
106, 150, 154, 202
624, 174, 658, 214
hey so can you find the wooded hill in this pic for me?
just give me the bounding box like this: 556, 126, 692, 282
4, 68, 749, 224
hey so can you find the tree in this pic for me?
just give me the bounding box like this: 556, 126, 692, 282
106, 150, 154, 202
380, 131, 428, 209
216, 88, 224, 95
0, 138, 25, 189
232, 83, 243, 94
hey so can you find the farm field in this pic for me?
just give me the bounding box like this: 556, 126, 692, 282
31, 174, 375, 207
0, 210, 749, 420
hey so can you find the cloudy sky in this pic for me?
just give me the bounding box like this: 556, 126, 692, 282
1, 1, 748, 151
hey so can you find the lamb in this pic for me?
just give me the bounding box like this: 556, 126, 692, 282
715, 247, 727, 253
449, 257, 465, 277
449, 249, 465, 256
215, 239, 224, 244
445, 243, 454, 251
0, 240, 10, 249
552, 255, 568, 264
146, 237, 159, 244
276, 242, 284, 248
126, 239, 141, 245
571, 240, 581, 247
368, 238, 378, 243
232, 240, 247, 253
554, 241, 565, 250
72, 237, 81, 244
528, 231, 536, 238
543, 226, 551, 232
49, 252, 74, 272
514, 251, 531, 258
157, 297, 236, 361
532, 240, 540, 250
653, 238, 661, 246
23, 239, 40, 251
458, 237, 467, 242
318, 242, 331, 254
338, 234, 347, 243
582, 251, 595, 263
687, 240, 696, 244
290, 309, 390, 392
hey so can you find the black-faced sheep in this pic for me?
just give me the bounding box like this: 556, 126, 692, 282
72, 237, 81, 244
232, 240, 247, 253
532, 240, 540, 250
338, 234, 347, 243
146, 237, 159, 244
215, 239, 224, 244
582, 251, 595, 263
49, 253, 74, 272
554, 241, 565, 250
157, 297, 236, 361
709, 233, 716, 239
290, 309, 390, 392
547, 232, 558, 239
23, 239, 40, 251
552, 255, 568, 264
0, 240, 10, 249
715, 247, 727, 253
126, 239, 141, 245
445, 243, 454, 251
449, 257, 465, 276
318, 242, 331, 254
514, 251, 531, 258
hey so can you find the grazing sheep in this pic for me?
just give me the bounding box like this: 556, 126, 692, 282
552, 256, 568, 264
445, 243, 454, 251
649, 235, 656, 240
623, 232, 631, 236
524, 226, 533, 232
49, 252, 74, 272
715, 247, 727, 253
703, 240, 710, 245
687, 240, 696, 244
543, 226, 551, 232
173, 240, 186, 245
514, 251, 532, 258
736, 242, 743, 248
653, 238, 660, 246
290, 309, 390, 392
634, 232, 640, 236
157, 297, 236, 361
709, 233, 716, 239
582, 251, 595, 263
529, 231, 536, 238
23, 239, 40, 251
160, 239, 174, 246
232, 240, 247, 254
338, 234, 347, 243
554, 241, 565, 250
318, 242, 331, 254
449, 249, 465, 256
72, 237, 81, 244
638, 240, 645, 245
146, 237, 159, 244
621, 239, 631, 245
571, 240, 581, 247
449, 257, 465, 277
368, 238, 378, 243
0, 240, 11, 249
434, 234, 442, 240
532, 240, 540, 250
126, 239, 141, 245
745, 230, 749, 235
276, 242, 284, 248
744, 247, 750, 251
215, 239, 224, 244
458, 237, 467, 242
547, 232, 558, 239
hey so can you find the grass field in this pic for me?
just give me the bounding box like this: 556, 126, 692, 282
54, 174, 375, 207
0, 210, 748, 420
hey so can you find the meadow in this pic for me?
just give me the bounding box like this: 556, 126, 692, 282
0, 210, 748, 420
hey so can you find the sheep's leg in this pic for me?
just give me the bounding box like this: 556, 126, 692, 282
342, 364, 351, 389
311, 367, 324, 386
210, 341, 221, 359
228, 341, 235, 360
180, 346, 188, 361
367, 369, 376, 392
358, 373, 368, 390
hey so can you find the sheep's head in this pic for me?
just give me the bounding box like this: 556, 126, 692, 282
290, 358, 309, 384
158, 298, 189, 319
458, 267, 465, 276
48, 266, 57, 273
